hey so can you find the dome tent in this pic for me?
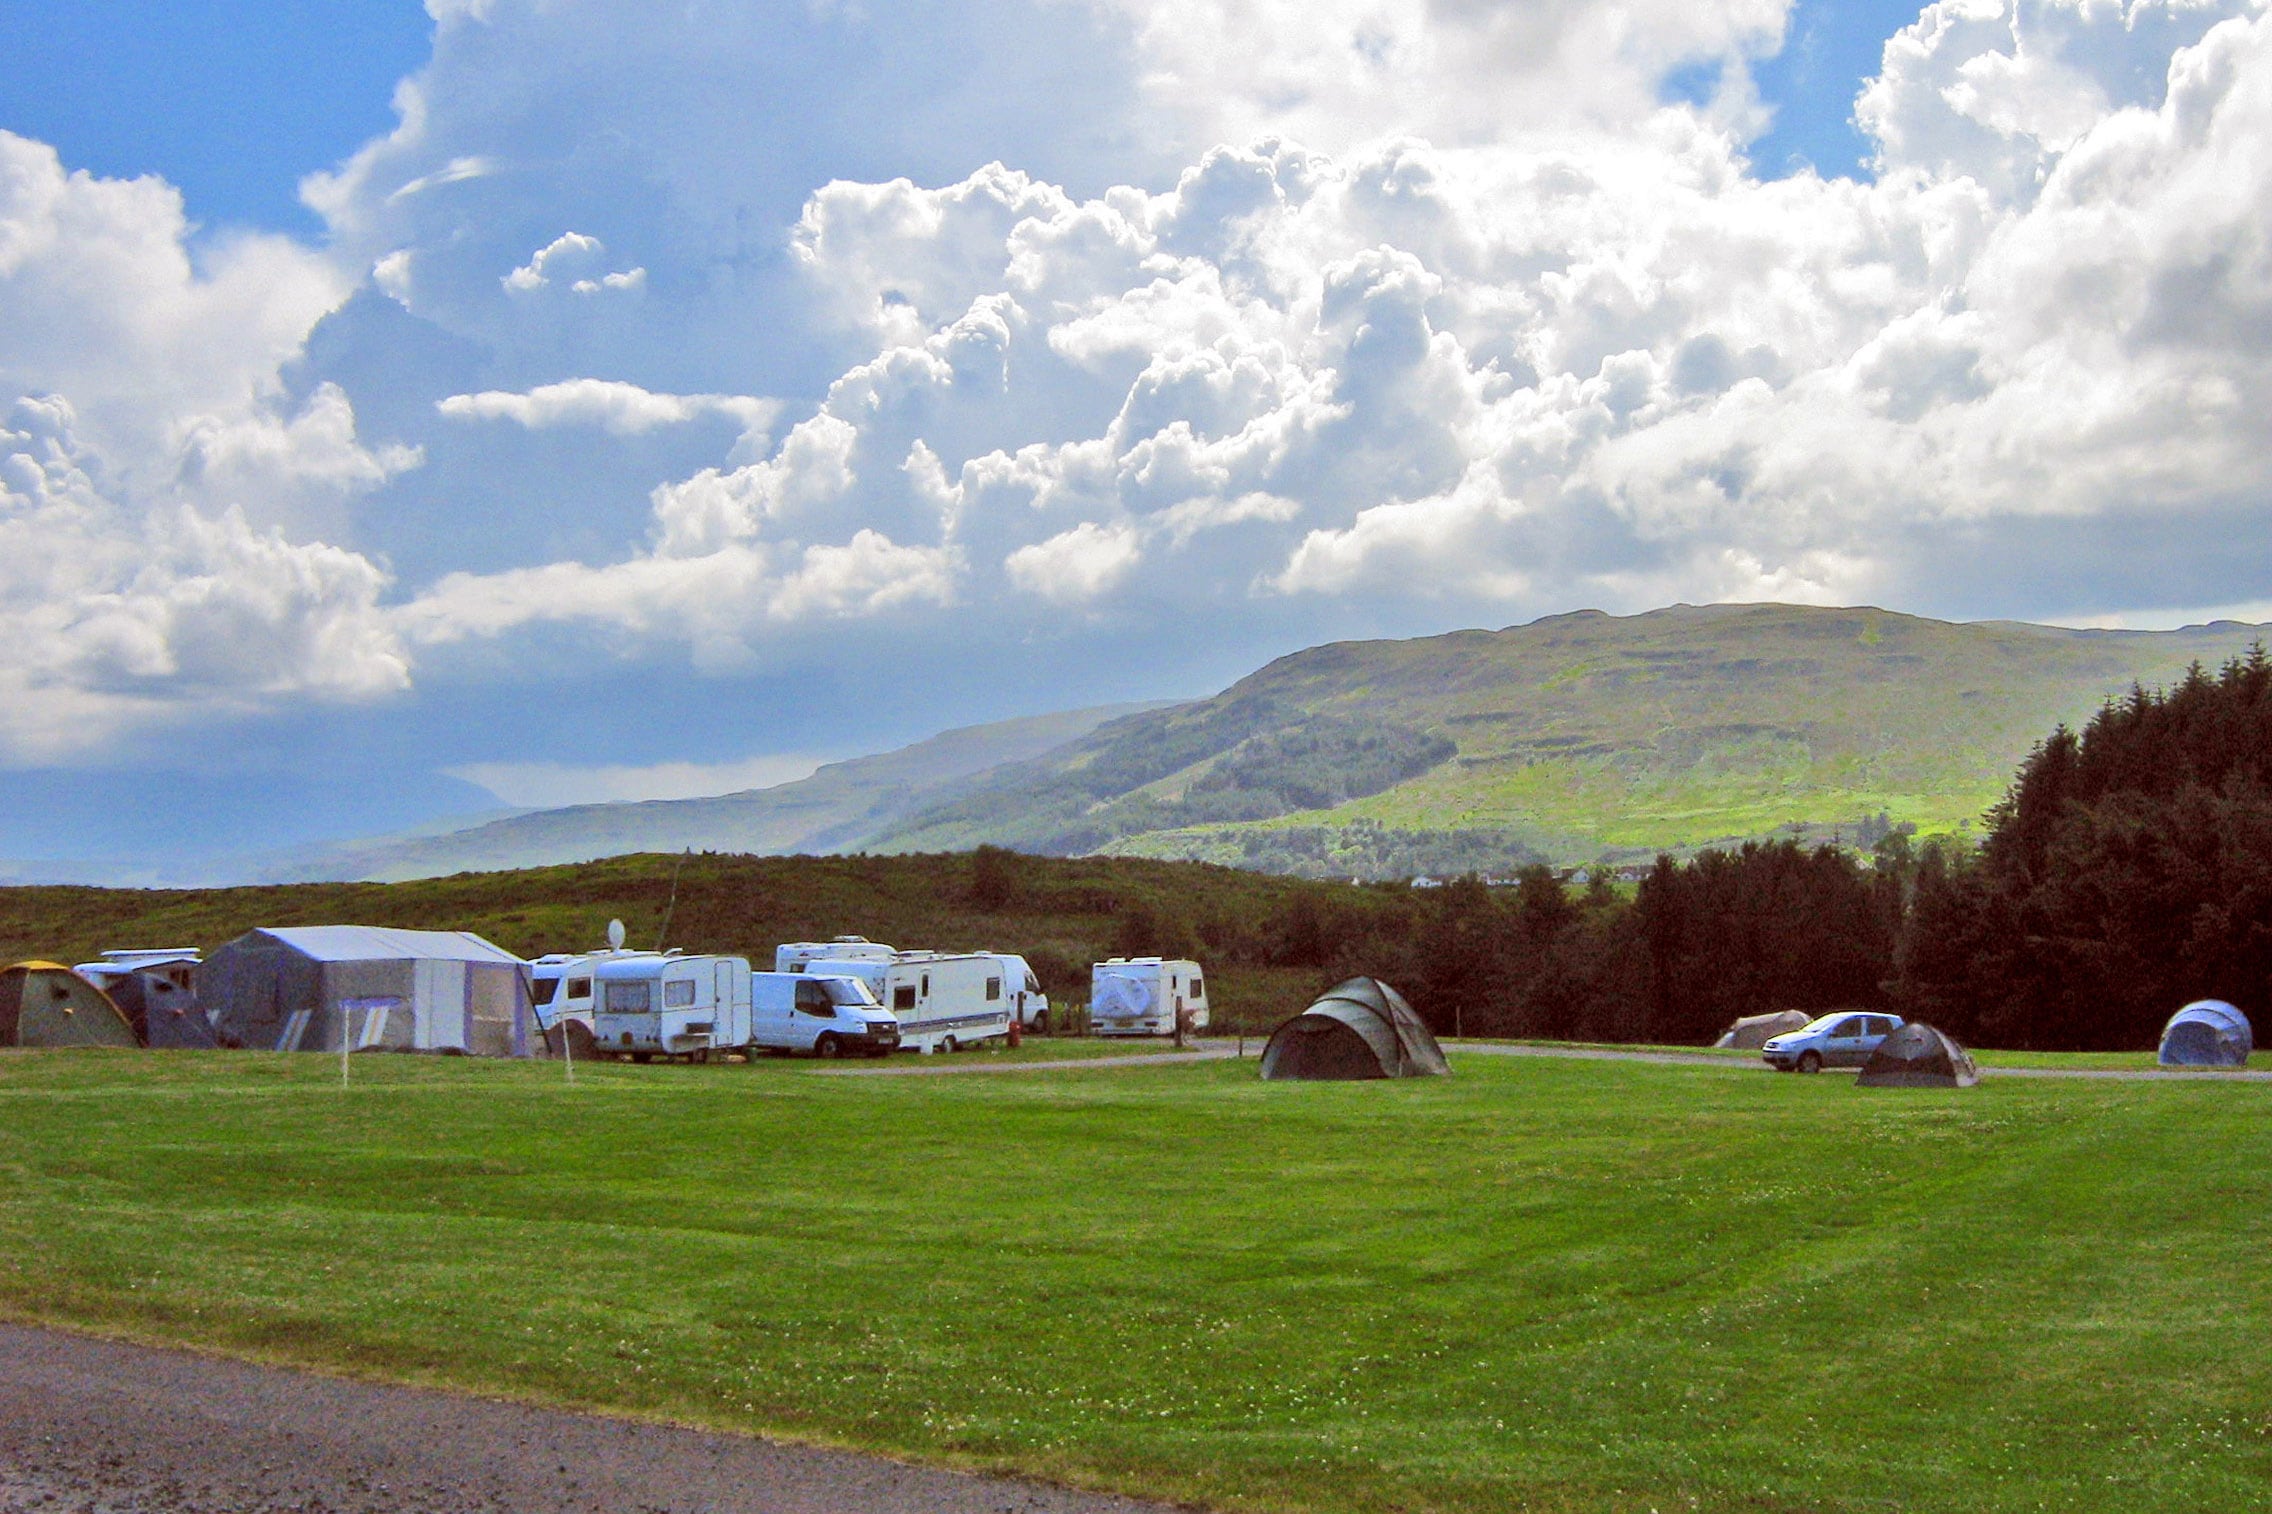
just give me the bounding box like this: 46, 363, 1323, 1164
1856, 1021, 1979, 1088
1714, 1010, 1810, 1049
1260, 977, 1449, 1080
2158, 1001, 2252, 1067
0, 963, 139, 1049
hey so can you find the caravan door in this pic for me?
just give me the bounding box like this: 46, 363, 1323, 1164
713, 959, 744, 1049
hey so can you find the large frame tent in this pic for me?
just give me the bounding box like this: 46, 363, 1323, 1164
2158, 1001, 2252, 1067
203, 927, 535, 1057
1260, 977, 1450, 1080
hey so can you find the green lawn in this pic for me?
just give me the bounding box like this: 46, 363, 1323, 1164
3, 1048, 2267, 1512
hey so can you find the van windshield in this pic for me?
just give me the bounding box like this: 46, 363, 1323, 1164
823, 979, 879, 1007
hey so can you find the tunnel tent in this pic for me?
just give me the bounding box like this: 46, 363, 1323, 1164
0, 963, 139, 1049
1260, 976, 1450, 1080
75, 952, 211, 1049
1856, 1021, 1979, 1088
202, 926, 535, 1057
2158, 1000, 2252, 1067
1714, 1010, 1811, 1049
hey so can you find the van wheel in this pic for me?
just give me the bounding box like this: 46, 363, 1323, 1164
814, 1033, 842, 1060
939, 1036, 958, 1055
1798, 1051, 1822, 1074
1032, 1010, 1050, 1034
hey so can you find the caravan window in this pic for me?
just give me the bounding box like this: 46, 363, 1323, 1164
604, 981, 653, 1013
665, 979, 697, 1008
1189, 977, 1204, 1000
985, 976, 1002, 1001
568, 977, 591, 1000
893, 984, 917, 1011
531, 977, 559, 1006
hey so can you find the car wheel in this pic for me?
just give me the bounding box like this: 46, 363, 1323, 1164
814, 1033, 842, 1060
1798, 1050, 1822, 1074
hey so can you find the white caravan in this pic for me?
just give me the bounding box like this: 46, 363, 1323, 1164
529, 947, 667, 1056
797, 950, 1013, 1053
748, 972, 901, 1058
594, 953, 753, 1061
1090, 958, 1210, 1037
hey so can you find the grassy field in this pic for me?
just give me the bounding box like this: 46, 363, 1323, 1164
2, 1048, 2267, 1512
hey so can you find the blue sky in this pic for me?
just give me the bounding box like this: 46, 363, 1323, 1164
2, 0, 2269, 877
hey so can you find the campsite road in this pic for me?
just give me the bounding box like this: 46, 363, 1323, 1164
820, 1039, 2272, 1082
0, 1322, 1173, 1514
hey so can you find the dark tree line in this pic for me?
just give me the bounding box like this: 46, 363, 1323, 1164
1896, 650, 2272, 1048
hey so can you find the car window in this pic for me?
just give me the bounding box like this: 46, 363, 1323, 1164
1837, 1017, 1867, 1037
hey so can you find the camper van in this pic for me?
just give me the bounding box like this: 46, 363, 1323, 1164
594, 953, 753, 1061
1090, 957, 1210, 1037
783, 940, 1049, 1031
748, 972, 900, 1057
796, 950, 1013, 1053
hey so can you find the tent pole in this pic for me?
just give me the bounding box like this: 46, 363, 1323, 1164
340, 1002, 351, 1089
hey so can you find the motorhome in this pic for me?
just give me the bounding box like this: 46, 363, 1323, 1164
796, 950, 1012, 1053
1090, 958, 1210, 1037
981, 951, 1051, 1030
748, 972, 900, 1057
782, 940, 1049, 1031
594, 953, 753, 1061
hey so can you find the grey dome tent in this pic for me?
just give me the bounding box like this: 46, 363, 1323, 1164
203, 926, 535, 1057
2158, 1000, 2252, 1067
1857, 1021, 1978, 1088
1714, 1009, 1810, 1049
1260, 977, 1449, 1080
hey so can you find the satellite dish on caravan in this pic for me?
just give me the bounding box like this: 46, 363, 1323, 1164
607, 918, 627, 951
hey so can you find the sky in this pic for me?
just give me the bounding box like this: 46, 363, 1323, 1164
3, 0, 2271, 873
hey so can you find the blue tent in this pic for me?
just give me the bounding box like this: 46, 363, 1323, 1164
2158, 1001, 2252, 1067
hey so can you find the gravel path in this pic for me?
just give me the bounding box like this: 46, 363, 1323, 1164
0, 1323, 1171, 1514
824, 1037, 2272, 1083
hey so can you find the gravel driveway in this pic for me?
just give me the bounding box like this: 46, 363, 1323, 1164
0, 1323, 1171, 1514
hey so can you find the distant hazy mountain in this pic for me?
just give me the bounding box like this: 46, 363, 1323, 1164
267, 702, 1173, 883
870, 604, 2272, 876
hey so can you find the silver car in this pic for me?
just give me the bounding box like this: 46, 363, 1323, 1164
1762, 1011, 1901, 1072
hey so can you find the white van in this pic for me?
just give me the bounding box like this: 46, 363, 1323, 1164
594, 953, 753, 1061
798, 950, 1012, 1053
1091, 958, 1210, 1037
748, 971, 900, 1058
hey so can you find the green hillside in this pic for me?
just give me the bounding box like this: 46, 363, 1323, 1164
268, 702, 1166, 883
873, 604, 2271, 875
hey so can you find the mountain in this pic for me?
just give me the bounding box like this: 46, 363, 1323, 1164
868, 604, 2272, 876
265, 702, 1171, 883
